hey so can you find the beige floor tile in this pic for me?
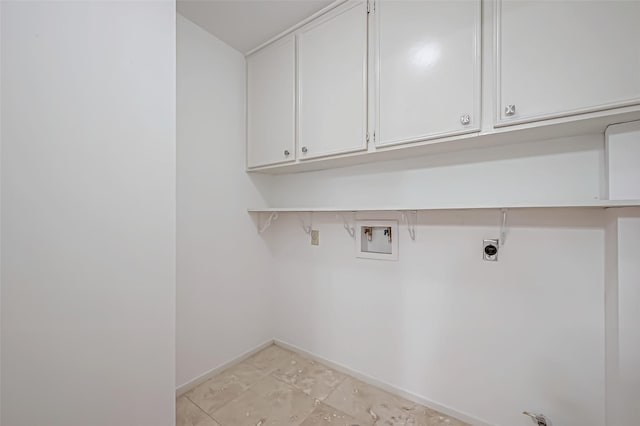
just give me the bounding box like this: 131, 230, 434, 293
247, 344, 300, 374
176, 396, 220, 426
185, 361, 265, 415
299, 402, 366, 426
324, 377, 468, 426
212, 375, 318, 426
273, 355, 346, 400
422, 414, 470, 426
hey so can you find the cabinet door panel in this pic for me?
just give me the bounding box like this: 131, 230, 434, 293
377, 0, 481, 147
298, 2, 368, 160
497, 0, 640, 125
247, 36, 295, 168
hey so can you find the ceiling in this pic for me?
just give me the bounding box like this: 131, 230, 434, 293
177, 0, 333, 54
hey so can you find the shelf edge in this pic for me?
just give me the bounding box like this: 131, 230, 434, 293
247, 200, 640, 213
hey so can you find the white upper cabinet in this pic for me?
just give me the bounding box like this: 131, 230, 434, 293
297, 1, 368, 160
496, 0, 640, 126
245, 0, 640, 172
247, 36, 296, 168
376, 0, 481, 147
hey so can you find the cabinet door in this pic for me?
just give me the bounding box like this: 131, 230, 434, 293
497, 0, 640, 126
297, 1, 368, 160
376, 0, 481, 147
247, 36, 295, 168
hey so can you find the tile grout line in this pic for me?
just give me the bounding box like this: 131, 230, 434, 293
184, 348, 270, 420
275, 341, 476, 425
184, 368, 263, 423
267, 372, 322, 426
179, 345, 471, 426
209, 411, 225, 426
267, 356, 353, 425
268, 369, 322, 426
273, 353, 459, 425
262, 350, 344, 425
269, 370, 311, 396
299, 376, 352, 426
318, 373, 349, 408
183, 394, 222, 425
180, 348, 293, 425
268, 351, 350, 405
204, 364, 280, 422
201, 380, 257, 421
185, 346, 420, 426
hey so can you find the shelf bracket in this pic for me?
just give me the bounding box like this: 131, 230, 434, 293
401, 210, 417, 241
338, 212, 356, 239
297, 212, 313, 235
500, 209, 508, 246
258, 212, 279, 234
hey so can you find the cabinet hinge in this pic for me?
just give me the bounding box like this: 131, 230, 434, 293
366, 132, 370, 143
373, 131, 376, 143
367, 0, 374, 14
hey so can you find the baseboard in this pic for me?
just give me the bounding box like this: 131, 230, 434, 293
274, 339, 492, 426
175, 339, 274, 396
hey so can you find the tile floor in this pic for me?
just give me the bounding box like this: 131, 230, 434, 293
177, 344, 469, 426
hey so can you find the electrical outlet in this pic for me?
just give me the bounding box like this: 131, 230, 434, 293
483, 239, 499, 261
311, 230, 319, 246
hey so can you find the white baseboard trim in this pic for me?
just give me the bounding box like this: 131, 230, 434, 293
274, 339, 492, 426
175, 339, 274, 396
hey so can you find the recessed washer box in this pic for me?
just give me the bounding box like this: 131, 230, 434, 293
355, 220, 399, 261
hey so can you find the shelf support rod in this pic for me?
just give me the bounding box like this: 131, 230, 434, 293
500, 209, 508, 246
338, 212, 356, 239
297, 212, 313, 235
258, 212, 278, 234
401, 210, 417, 241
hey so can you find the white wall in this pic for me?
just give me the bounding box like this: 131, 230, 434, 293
176, 15, 274, 389
262, 135, 608, 425
269, 210, 605, 426
269, 134, 604, 208
615, 216, 640, 425
1, 3, 3, 420
1, 2, 176, 425
605, 209, 640, 426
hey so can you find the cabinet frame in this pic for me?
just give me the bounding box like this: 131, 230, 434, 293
296, 0, 369, 160
373, 0, 482, 148
494, 0, 640, 128
246, 35, 297, 168
246, 0, 640, 173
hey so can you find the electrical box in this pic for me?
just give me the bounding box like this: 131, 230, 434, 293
355, 220, 399, 261
483, 239, 499, 261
